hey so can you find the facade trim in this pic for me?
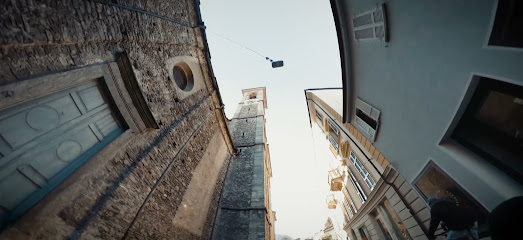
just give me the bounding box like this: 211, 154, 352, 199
115, 51, 159, 130
192, 0, 237, 155
329, 0, 353, 122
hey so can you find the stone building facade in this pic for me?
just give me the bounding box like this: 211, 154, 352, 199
0, 1, 272, 239
214, 87, 276, 240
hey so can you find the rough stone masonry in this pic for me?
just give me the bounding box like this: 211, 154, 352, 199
0, 0, 277, 239
214, 88, 276, 240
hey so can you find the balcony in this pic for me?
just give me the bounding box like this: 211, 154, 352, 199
328, 167, 346, 191
326, 194, 338, 209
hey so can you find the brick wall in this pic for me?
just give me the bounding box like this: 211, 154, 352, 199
0, 1, 234, 239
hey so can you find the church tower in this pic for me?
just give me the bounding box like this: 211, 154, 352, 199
214, 87, 275, 239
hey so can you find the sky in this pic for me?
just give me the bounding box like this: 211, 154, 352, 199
200, 0, 342, 238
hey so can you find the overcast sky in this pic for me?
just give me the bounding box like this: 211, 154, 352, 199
200, 1, 342, 238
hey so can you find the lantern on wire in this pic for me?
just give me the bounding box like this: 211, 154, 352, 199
266, 57, 284, 68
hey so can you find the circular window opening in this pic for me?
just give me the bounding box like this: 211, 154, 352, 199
172, 62, 194, 92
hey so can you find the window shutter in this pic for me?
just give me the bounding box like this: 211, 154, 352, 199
353, 13, 373, 27
341, 141, 351, 159
328, 134, 339, 153
327, 118, 339, 137
355, 98, 380, 142
352, 4, 388, 42
315, 111, 323, 122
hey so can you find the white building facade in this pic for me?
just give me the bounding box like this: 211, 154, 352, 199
306, 89, 434, 240
328, 0, 523, 239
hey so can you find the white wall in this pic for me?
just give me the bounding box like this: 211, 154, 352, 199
344, 0, 523, 210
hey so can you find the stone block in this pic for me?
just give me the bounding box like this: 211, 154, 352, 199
403, 216, 417, 229
423, 219, 431, 230
393, 173, 405, 188
407, 226, 424, 238
411, 198, 428, 213
389, 193, 401, 206
398, 181, 412, 196
385, 186, 395, 199
393, 198, 407, 214
405, 189, 419, 204
417, 208, 431, 222
398, 208, 413, 221
413, 235, 429, 240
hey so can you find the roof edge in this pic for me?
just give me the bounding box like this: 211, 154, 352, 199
329, 0, 352, 123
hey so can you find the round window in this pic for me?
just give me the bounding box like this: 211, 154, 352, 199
172, 63, 194, 91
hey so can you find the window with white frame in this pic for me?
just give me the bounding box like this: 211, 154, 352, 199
355, 98, 380, 142
327, 118, 339, 137
350, 152, 376, 190
315, 111, 323, 123
343, 185, 358, 215
352, 3, 388, 42
328, 134, 339, 153
348, 171, 367, 203
341, 198, 352, 220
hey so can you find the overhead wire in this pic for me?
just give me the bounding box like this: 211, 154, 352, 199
207, 30, 277, 63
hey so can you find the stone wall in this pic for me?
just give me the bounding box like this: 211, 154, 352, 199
0, 1, 234, 239
215, 90, 274, 240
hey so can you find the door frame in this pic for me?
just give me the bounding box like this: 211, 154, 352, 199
0, 54, 158, 229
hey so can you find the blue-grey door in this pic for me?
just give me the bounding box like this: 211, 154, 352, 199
0, 80, 124, 227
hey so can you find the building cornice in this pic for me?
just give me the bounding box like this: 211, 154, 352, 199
343, 167, 395, 230
329, 0, 352, 123
192, 0, 236, 155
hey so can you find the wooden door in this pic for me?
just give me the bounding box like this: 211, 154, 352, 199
0, 79, 124, 225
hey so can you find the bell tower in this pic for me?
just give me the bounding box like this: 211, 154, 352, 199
214, 87, 275, 239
